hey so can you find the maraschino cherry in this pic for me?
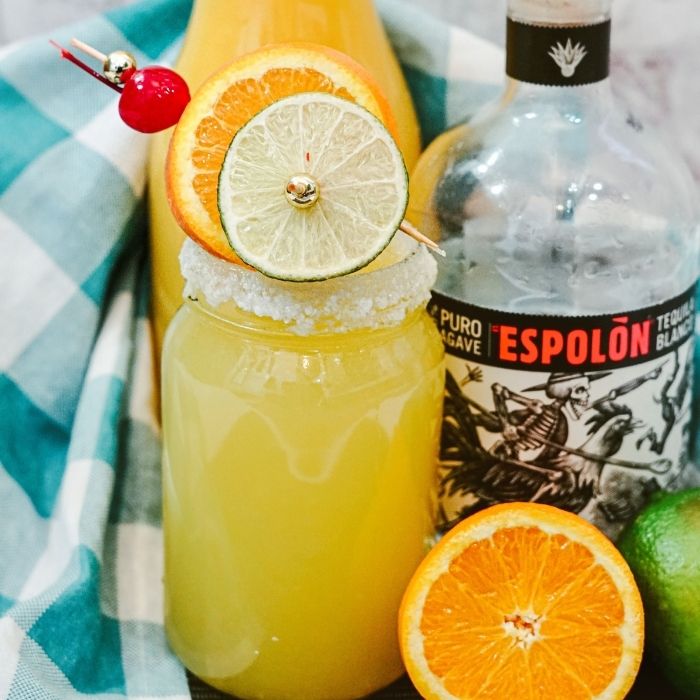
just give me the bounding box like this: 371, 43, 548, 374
118, 66, 190, 133
51, 38, 190, 133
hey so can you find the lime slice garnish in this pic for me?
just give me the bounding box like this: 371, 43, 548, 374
217, 92, 408, 281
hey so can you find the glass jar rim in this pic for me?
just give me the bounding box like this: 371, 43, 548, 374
179, 236, 438, 335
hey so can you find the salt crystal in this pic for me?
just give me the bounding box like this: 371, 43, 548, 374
179, 237, 438, 335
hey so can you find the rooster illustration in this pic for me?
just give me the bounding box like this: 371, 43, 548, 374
637, 349, 691, 454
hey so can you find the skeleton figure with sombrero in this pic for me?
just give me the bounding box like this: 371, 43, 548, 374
490, 370, 613, 464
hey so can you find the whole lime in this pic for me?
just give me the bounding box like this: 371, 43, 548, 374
618, 488, 700, 699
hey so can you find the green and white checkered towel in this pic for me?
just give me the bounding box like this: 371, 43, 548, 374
0, 1, 502, 696
0, 0, 696, 698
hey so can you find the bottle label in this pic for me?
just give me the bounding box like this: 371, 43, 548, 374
506, 17, 611, 86
428, 285, 695, 539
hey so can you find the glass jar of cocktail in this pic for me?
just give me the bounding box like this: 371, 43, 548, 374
159, 49, 445, 699
161, 235, 443, 699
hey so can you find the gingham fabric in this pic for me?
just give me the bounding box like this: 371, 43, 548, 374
0, 1, 696, 698
0, 1, 503, 697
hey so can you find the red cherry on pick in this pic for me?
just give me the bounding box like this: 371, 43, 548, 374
118, 67, 190, 133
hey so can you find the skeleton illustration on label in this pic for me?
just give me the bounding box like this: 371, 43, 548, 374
430, 286, 696, 539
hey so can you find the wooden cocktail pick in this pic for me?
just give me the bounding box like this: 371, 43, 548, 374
399, 220, 446, 256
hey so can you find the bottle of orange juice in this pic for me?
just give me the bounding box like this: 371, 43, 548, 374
148, 0, 421, 352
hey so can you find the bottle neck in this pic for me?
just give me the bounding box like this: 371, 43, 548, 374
187, 0, 373, 20
178, 0, 380, 85
183, 0, 377, 46
506, 1, 612, 89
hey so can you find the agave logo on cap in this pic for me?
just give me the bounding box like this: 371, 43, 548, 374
548, 39, 588, 77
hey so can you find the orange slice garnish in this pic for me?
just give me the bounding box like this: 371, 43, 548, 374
166, 42, 398, 263
399, 503, 644, 700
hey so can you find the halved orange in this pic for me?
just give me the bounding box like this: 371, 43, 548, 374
166, 42, 398, 263
399, 503, 644, 700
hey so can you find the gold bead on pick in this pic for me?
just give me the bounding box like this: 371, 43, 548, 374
103, 50, 137, 84
286, 174, 319, 209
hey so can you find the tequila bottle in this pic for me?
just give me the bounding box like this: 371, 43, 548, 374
409, 0, 699, 539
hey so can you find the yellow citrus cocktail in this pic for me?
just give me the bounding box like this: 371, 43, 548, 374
160, 49, 444, 697
161, 238, 444, 698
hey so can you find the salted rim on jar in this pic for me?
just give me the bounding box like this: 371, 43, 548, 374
179, 236, 438, 335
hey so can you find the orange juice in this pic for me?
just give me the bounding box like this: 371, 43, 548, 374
148, 0, 421, 352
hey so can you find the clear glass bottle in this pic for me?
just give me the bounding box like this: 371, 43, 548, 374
161, 237, 444, 699
409, 0, 698, 539
148, 0, 421, 354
